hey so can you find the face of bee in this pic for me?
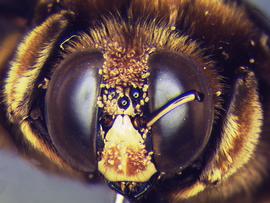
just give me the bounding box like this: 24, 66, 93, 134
1, 0, 270, 202
43, 44, 214, 198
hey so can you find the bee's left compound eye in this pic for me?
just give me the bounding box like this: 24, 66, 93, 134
45, 51, 103, 172
148, 52, 215, 175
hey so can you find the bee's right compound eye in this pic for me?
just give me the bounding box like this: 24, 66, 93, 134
45, 51, 104, 172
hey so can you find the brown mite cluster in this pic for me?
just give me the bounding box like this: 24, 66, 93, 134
102, 146, 153, 177
102, 146, 123, 174
126, 148, 152, 177
98, 41, 153, 88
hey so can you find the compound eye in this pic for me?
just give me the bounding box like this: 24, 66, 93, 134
45, 51, 103, 172
149, 52, 214, 175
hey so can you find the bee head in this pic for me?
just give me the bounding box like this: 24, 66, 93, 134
4, 12, 217, 199
2, 0, 268, 202
44, 38, 214, 198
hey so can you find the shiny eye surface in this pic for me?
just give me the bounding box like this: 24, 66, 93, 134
130, 88, 142, 100
118, 96, 130, 109
149, 52, 214, 174
45, 51, 103, 172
